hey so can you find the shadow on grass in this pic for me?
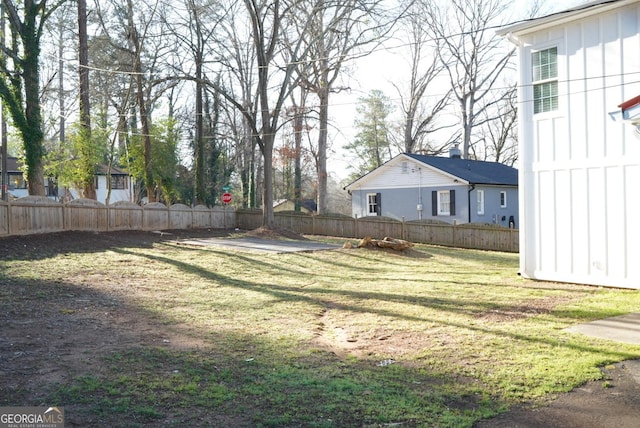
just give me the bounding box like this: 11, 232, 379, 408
1, 275, 499, 427
0, 229, 235, 262
116, 247, 640, 362
3, 232, 639, 427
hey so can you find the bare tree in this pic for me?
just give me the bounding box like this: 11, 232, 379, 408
473, 83, 518, 165
122, 0, 156, 201
217, 6, 259, 209
94, 0, 177, 203
425, 0, 514, 159
284, 86, 311, 211
165, 0, 226, 205
392, 2, 453, 155
205, 0, 313, 228
292, 0, 404, 214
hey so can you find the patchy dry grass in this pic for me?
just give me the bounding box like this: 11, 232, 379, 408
1, 230, 639, 427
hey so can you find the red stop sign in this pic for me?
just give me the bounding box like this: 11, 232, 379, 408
222, 192, 232, 204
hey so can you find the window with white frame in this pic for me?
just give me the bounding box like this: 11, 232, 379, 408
500, 191, 507, 208
477, 190, 484, 215
401, 161, 408, 173
11, 175, 27, 189
366, 193, 380, 216
532, 47, 558, 114
111, 175, 127, 190
438, 190, 450, 216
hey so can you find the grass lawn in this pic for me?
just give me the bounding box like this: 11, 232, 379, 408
2, 232, 640, 427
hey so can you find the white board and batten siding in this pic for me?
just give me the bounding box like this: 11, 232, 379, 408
503, 0, 640, 288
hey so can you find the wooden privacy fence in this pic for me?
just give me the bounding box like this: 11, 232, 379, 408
0, 196, 236, 236
236, 209, 519, 253
0, 198, 516, 252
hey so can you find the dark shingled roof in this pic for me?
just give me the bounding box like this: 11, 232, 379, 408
405, 153, 518, 186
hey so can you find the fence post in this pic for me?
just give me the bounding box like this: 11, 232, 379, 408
401, 216, 405, 241
6, 199, 11, 235
452, 220, 457, 247
354, 215, 358, 238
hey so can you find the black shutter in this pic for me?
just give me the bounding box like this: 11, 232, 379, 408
450, 189, 456, 216
376, 192, 382, 216
431, 191, 437, 216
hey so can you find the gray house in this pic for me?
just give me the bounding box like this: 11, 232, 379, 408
345, 152, 518, 227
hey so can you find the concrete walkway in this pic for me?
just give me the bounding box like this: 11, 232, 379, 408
565, 312, 640, 345
178, 237, 341, 254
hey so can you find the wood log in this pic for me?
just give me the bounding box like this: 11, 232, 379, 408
358, 236, 373, 248
356, 236, 414, 251
376, 237, 414, 250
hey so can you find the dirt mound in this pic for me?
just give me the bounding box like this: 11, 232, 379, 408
243, 226, 308, 240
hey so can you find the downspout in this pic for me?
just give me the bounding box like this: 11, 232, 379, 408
467, 184, 475, 223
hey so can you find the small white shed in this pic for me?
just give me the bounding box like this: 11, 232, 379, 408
499, 0, 640, 289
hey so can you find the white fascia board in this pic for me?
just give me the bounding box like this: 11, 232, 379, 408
345, 153, 470, 191
497, 0, 634, 40
623, 103, 640, 121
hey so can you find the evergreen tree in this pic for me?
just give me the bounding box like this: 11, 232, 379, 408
345, 90, 394, 180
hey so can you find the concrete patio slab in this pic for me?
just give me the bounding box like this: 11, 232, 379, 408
177, 237, 341, 254
565, 312, 640, 345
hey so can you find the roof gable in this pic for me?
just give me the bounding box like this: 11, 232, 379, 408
345, 153, 517, 190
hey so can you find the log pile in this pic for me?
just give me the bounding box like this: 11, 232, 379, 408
356, 236, 415, 251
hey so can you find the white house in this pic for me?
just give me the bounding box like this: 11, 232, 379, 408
498, 0, 640, 289
61, 164, 134, 204
3, 156, 134, 205
345, 152, 519, 227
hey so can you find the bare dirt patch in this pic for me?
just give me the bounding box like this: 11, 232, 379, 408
473, 296, 575, 322
0, 230, 230, 425
244, 226, 308, 240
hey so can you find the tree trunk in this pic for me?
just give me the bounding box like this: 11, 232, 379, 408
126, 0, 154, 202
261, 137, 275, 228
317, 85, 329, 214
0, 9, 5, 202
23, 30, 45, 196
78, 0, 96, 199
293, 107, 302, 212
58, 18, 65, 147
194, 63, 205, 205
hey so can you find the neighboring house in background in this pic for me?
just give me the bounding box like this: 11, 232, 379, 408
1, 156, 40, 198
273, 198, 317, 214
2, 156, 133, 204
344, 150, 518, 227
498, 0, 640, 289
